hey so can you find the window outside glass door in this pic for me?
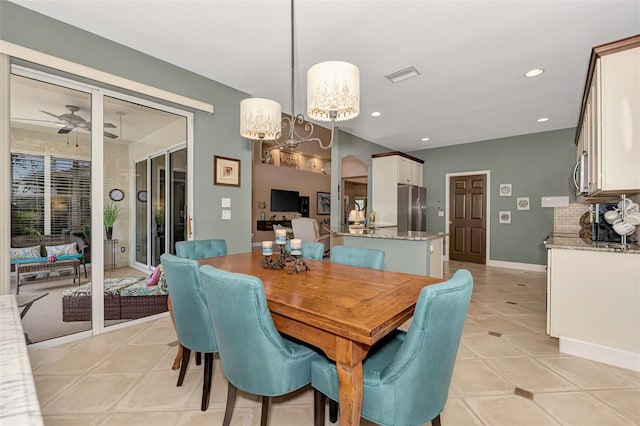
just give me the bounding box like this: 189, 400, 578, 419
9, 73, 93, 343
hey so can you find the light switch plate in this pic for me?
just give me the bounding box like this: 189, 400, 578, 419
221, 198, 231, 208
222, 210, 231, 220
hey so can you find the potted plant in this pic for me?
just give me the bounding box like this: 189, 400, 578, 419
154, 207, 165, 237
104, 202, 120, 240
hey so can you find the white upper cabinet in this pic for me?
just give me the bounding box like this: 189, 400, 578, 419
576, 36, 640, 198
371, 152, 424, 226
397, 157, 423, 186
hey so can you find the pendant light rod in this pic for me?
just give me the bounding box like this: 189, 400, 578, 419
290, 0, 295, 117
239, 0, 360, 162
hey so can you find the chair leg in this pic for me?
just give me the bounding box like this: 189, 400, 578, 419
222, 382, 238, 426
431, 414, 442, 426
177, 347, 191, 387
196, 351, 202, 365
201, 352, 214, 411
83, 261, 87, 278
329, 399, 339, 423
260, 395, 270, 426
314, 389, 326, 426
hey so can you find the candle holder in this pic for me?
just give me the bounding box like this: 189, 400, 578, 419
260, 243, 310, 274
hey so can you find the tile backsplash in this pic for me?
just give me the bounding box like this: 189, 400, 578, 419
554, 203, 589, 234
554, 196, 639, 241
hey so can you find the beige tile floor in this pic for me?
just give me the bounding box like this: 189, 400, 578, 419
29, 261, 640, 426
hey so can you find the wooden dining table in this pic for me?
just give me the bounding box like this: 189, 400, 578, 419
199, 251, 444, 426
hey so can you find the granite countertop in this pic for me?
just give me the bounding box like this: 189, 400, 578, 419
0, 295, 43, 425
333, 226, 446, 241
544, 234, 640, 254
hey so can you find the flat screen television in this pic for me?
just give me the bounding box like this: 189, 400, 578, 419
270, 189, 299, 212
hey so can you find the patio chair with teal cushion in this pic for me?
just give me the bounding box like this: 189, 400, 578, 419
312, 269, 473, 426
330, 245, 385, 270
160, 253, 218, 411
199, 264, 323, 426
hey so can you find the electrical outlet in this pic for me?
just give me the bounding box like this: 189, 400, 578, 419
221, 197, 231, 208
438, 211, 445, 217
222, 210, 231, 220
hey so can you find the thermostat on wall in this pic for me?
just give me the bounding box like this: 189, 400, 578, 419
541, 196, 569, 208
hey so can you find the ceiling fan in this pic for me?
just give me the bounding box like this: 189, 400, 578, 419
39, 104, 119, 139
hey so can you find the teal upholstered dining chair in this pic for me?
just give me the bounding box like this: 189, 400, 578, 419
312, 269, 473, 426
285, 240, 325, 260
330, 245, 385, 270
173, 239, 227, 367
199, 265, 323, 426
175, 238, 227, 260
160, 253, 218, 411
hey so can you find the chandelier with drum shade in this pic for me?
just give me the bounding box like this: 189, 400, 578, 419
240, 0, 360, 162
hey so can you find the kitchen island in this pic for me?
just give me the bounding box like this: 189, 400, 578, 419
545, 235, 640, 371
332, 227, 445, 278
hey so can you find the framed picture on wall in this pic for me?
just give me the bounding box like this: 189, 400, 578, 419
214, 155, 241, 187
499, 183, 512, 197
317, 192, 331, 215
517, 197, 530, 211
280, 151, 299, 169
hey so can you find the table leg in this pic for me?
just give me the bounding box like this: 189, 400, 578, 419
335, 338, 367, 426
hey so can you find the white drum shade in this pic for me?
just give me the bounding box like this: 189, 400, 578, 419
240, 98, 282, 140
307, 61, 360, 122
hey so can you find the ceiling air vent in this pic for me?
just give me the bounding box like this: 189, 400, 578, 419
384, 66, 421, 83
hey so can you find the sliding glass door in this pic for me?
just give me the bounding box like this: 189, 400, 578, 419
9, 66, 192, 343
135, 145, 187, 269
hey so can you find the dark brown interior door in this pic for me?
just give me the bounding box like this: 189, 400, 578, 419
449, 174, 486, 264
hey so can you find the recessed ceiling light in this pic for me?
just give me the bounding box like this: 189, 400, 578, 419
370, 111, 382, 117
537, 117, 550, 122
421, 137, 430, 142
524, 69, 545, 78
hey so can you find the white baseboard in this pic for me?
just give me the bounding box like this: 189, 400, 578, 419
486, 259, 547, 272
560, 336, 640, 372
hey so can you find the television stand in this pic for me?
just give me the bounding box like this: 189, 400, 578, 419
256, 220, 292, 231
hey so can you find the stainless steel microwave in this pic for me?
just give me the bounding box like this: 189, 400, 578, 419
573, 151, 588, 194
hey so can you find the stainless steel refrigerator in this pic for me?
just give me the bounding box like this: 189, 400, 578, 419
397, 184, 427, 232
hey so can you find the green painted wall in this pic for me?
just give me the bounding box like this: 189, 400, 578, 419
409, 128, 577, 265
0, 0, 252, 254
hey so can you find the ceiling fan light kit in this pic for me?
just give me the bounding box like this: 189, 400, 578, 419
239, 0, 359, 162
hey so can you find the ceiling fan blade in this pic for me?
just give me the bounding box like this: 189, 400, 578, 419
103, 130, 119, 139
13, 118, 61, 123
40, 110, 63, 120
57, 127, 73, 134
104, 122, 117, 129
